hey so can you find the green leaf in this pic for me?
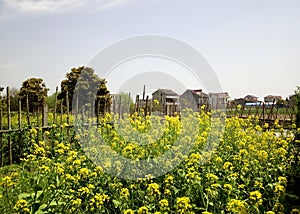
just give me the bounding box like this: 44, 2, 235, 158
112, 199, 121, 208
35, 190, 43, 200
49, 200, 65, 206
37, 204, 47, 211
285, 193, 299, 200
56, 175, 60, 186
18, 193, 31, 199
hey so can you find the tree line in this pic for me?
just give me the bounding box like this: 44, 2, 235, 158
0, 66, 111, 115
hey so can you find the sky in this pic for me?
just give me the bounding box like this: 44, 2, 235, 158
0, 0, 299, 100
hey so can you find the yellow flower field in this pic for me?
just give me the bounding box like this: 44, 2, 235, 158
0, 110, 299, 213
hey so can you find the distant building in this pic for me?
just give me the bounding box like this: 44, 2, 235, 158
152, 89, 179, 115
208, 92, 229, 110
264, 95, 282, 103
180, 89, 209, 111
234, 98, 246, 106
244, 95, 259, 103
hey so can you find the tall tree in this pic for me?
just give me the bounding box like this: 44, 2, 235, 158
8, 87, 19, 112
19, 78, 49, 113
47, 92, 57, 111
58, 66, 111, 114
0, 87, 4, 110
295, 86, 300, 129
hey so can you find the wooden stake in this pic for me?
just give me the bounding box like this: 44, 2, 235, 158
26, 93, 30, 128
54, 86, 58, 124
7, 87, 12, 165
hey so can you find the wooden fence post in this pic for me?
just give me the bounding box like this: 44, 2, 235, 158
66, 91, 70, 138
128, 93, 131, 114
54, 86, 58, 124
18, 98, 22, 162
118, 95, 122, 120
7, 87, 12, 165
262, 103, 265, 123
145, 95, 149, 116
135, 95, 139, 113
96, 99, 100, 125
26, 93, 30, 128
60, 100, 63, 125
42, 103, 48, 127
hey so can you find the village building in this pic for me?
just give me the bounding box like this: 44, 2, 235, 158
152, 89, 179, 116
264, 95, 282, 103
180, 89, 209, 111
208, 92, 230, 110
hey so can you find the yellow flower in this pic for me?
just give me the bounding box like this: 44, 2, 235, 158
274, 185, 285, 194
278, 176, 287, 184
215, 156, 222, 163
276, 148, 287, 157
238, 184, 245, 189
249, 190, 262, 200
164, 174, 174, 184
39, 165, 50, 173
79, 167, 89, 179
164, 188, 171, 195
257, 150, 268, 160
176, 197, 193, 213
223, 183, 233, 192
138, 206, 149, 214
34, 146, 46, 156
211, 183, 221, 189
120, 188, 130, 198
226, 199, 248, 214
14, 199, 29, 212
202, 212, 213, 214
223, 162, 233, 170
90, 193, 110, 208
73, 159, 81, 166
78, 187, 90, 195
206, 173, 218, 182
1, 176, 15, 187
71, 198, 82, 205
254, 181, 263, 189
147, 183, 160, 196
265, 211, 275, 214
124, 209, 135, 214
55, 163, 64, 175
263, 123, 269, 128
88, 184, 95, 189
30, 128, 38, 135
249, 190, 263, 205
291, 208, 300, 214
159, 199, 169, 211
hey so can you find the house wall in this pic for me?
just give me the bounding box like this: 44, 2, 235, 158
209, 94, 228, 110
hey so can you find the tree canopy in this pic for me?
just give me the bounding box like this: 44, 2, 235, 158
58, 66, 111, 114
18, 78, 48, 113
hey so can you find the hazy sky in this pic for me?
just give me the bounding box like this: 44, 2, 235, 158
0, 0, 299, 100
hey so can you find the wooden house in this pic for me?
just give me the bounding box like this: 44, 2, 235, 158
208, 92, 229, 110
264, 95, 282, 103
244, 95, 258, 102
152, 89, 179, 115
180, 89, 209, 111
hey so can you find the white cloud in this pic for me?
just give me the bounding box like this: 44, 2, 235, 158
0, 0, 137, 20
